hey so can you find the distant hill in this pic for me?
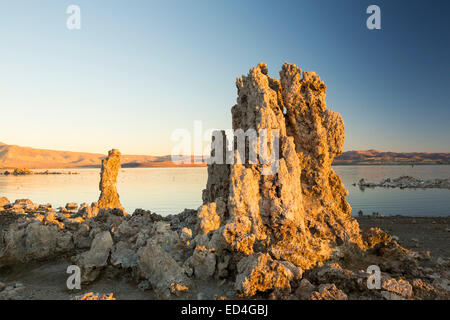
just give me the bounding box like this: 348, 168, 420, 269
334, 149, 450, 165
0, 143, 448, 169
0, 143, 205, 169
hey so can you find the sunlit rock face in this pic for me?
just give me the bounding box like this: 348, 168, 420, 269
197, 63, 363, 296
98, 149, 124, 211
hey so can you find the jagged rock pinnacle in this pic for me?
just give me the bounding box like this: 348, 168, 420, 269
195, 62, 363, 296
98, 149, 124, 211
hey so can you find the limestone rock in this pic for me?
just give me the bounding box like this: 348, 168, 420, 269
180, 228, 192, 243
74, 231, 113, 283
149, 221, 185, 262
0, 220, 74, 267
0, 197, 9, 208
78, 202, 100, 219
363, 227, 391, 248
295, 279, 316, 300
24, 222, 59, 259
111, 240, 138, 268
381, 278, 413, 298
73, 292, 116, 300
11, 204, 25, 215
380, 290, 405, 300
65, 203, 78, 211
197, 202, 221, 235
377, 242, 420, 276
235, 253, 293, 296
137, 241, 191, 297
412, 279, 438, 299
279, 260, 303, 281
73, 224, 91, 249
431, 278, 450, 291
310, 283, 348, 300
98, 149, 124, 211
191, 245, 216, 280
14, 199, 33, 207
306, 262, 368, 293
0, 283, 26, 300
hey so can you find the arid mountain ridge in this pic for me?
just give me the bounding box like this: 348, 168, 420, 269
0, 142, 448, 169
335, 149, 450, 165
0, 142, 204, 169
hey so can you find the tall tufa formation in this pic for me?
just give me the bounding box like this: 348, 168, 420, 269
195, 63, 363, 296
98, 149, 124, 211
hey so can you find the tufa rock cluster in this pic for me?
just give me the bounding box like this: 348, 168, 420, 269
195, 63, 363, 296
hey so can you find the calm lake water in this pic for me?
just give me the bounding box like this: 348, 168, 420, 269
0, 165, 449, 217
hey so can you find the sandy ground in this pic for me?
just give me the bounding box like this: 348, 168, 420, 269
0, 258, 235, 300
0, 260, 154, 300
356, 216, 450, 258
1, 216, 448, 300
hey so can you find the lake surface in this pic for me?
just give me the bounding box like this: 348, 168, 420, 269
0, 165, 449, 217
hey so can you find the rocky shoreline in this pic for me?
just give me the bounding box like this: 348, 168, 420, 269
0, 168, 78, 176
1, 63, 449, 301
355, 176, 450, 189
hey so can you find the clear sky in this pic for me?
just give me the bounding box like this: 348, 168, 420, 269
1, 0, 449, 155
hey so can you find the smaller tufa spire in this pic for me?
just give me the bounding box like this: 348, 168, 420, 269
98, 149, 124, 211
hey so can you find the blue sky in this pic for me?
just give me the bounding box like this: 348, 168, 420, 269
0, 0, 449, 155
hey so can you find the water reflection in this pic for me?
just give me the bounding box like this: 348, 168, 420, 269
0, 166, 449, 216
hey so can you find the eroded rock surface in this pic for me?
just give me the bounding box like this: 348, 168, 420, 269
235, 253, 294, 297
137, 240, 191, 298
73, 231, 113, 283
